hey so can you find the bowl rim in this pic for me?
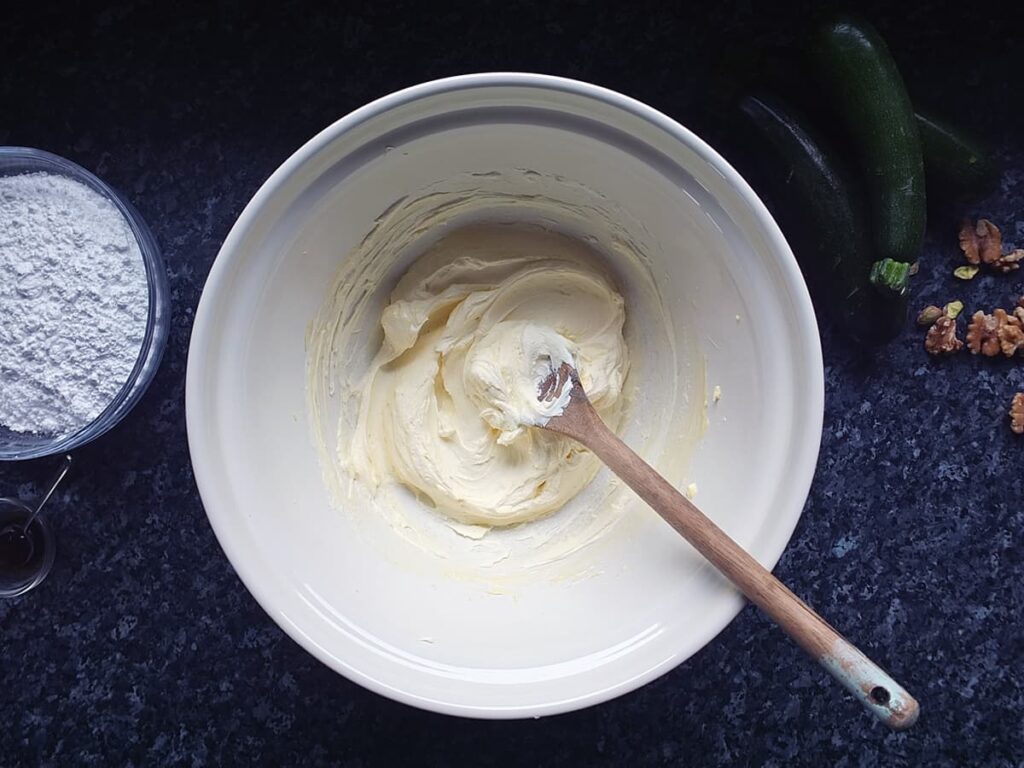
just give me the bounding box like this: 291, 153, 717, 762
186, 72, 824, 718
0, 146, 170, 461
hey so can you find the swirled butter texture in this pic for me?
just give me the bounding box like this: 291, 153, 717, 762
309, 172, 704, 577
348, 227, 629, 527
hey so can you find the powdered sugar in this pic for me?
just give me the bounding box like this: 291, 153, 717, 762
0, 172, 149, 437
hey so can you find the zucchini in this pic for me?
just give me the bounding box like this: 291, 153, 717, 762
810, 17, 926, 264
734, 94, 907, 343
916, 110, 999, 202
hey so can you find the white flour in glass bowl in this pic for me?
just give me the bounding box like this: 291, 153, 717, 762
0, 172, 148, 437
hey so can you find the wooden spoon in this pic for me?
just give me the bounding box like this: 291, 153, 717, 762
538, 363, 919, 730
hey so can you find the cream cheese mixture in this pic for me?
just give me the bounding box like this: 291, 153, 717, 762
347, 227, 629, 527
307, 171, 704, 578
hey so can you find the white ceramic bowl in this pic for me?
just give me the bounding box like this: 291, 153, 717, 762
187, 73, 823, 718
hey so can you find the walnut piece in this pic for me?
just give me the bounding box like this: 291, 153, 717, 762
959, 218, 1002, 265
925, 315, 963, 355
966, 310, 1003, 356
1010, 393, 1024, 435
999, 308, 1024, 356
966, 308, 1024, 357
958, 219, 1022, 272
994, 249, 1024, 273
1000, 323, 1024, 356
992, 308, 1024, 357
958, 220, 980, 264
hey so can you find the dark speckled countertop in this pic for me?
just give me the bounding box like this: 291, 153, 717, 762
2, 2, 1023, 765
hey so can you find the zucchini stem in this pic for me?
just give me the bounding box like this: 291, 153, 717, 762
869, 258, 912, 296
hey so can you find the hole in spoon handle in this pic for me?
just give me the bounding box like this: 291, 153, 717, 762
870, 686, 891, 705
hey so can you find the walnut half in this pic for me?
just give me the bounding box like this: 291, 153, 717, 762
1010, 393, 1024, 435
959, 218, 1002, 265
958, 218, 1023, 272
967, 309, 1024, 357
925, 315, 963, 355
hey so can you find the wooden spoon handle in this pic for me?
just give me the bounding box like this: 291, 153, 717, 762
573, 407, 919, 730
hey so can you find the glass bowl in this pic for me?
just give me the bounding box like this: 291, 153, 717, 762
0, 147, 170, 460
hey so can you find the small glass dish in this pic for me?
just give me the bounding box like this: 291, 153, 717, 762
0, 497, 56, 597
0, 147, 171, 460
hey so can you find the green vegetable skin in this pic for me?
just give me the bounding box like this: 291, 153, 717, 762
916, 110, 999, 201
810, 18, 926, 264
736, 95, 906, 343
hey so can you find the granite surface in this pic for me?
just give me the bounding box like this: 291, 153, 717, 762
2, 1, 1023, 765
